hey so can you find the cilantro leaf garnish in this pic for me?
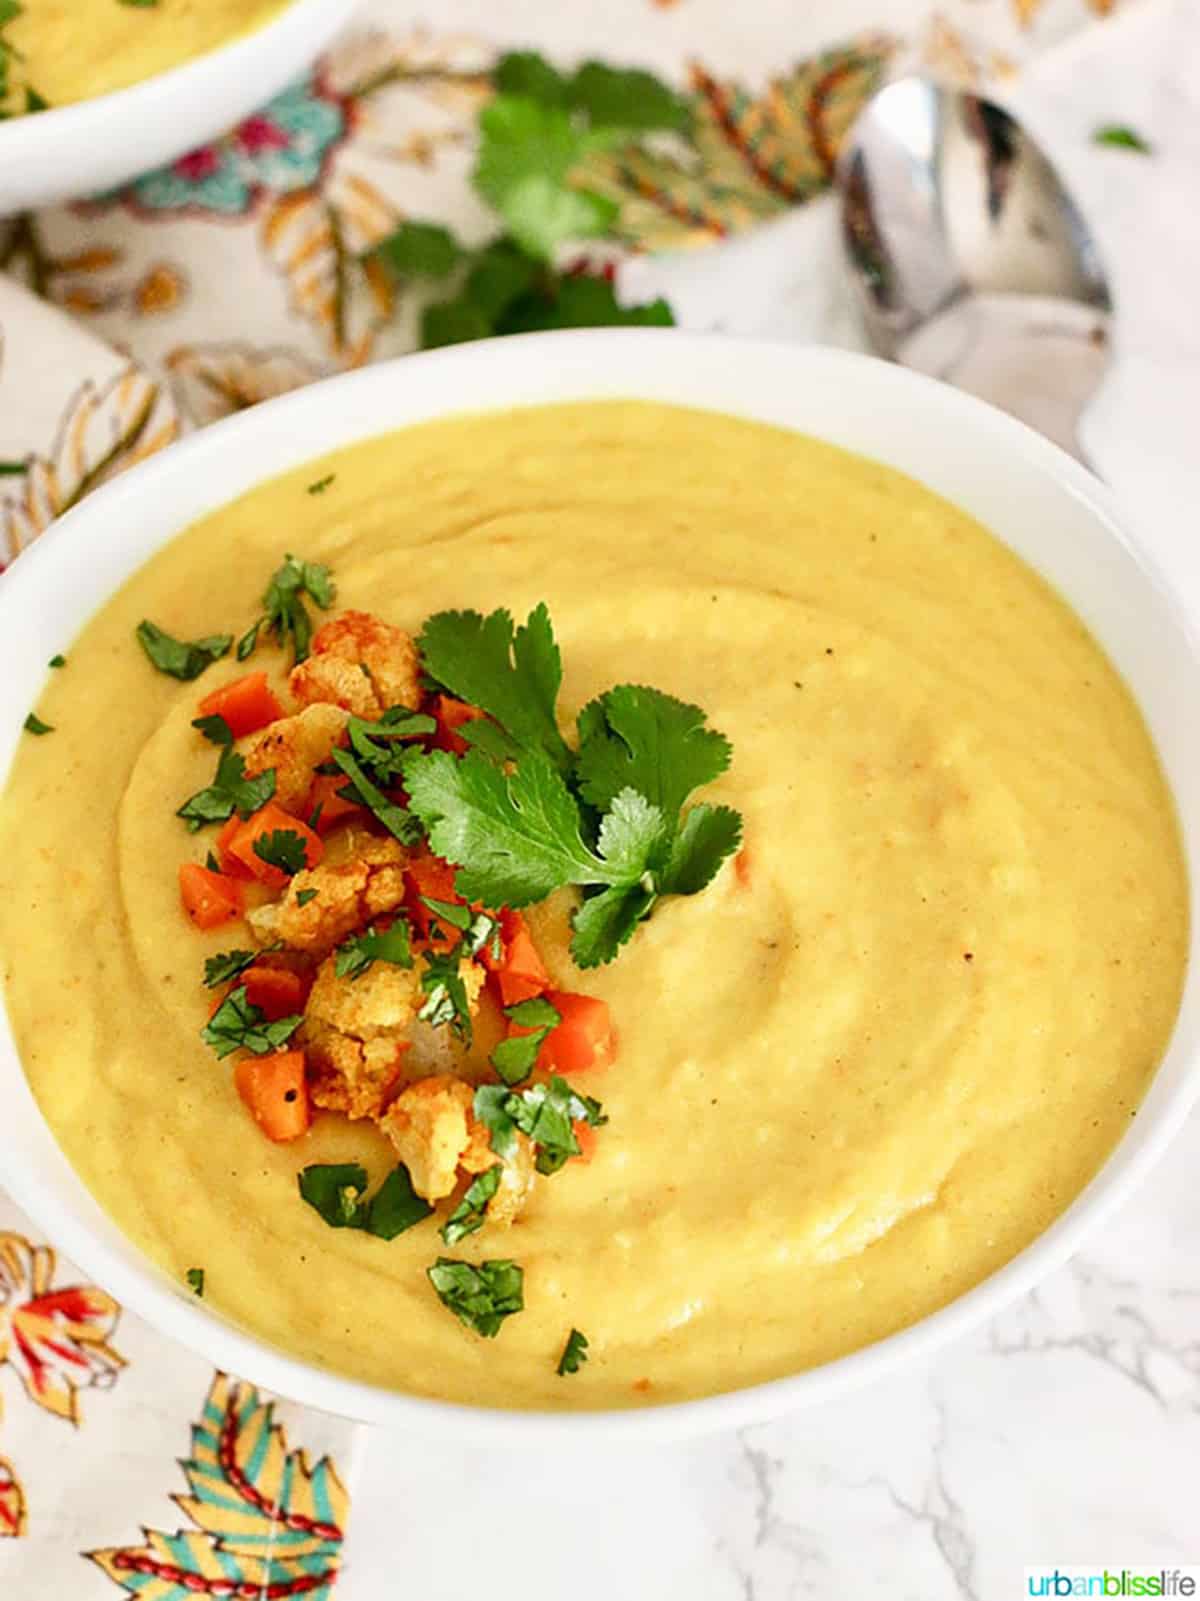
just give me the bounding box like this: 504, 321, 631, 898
557, 1327, 588, 1376
440, 1165, 502, 1246
201, 986, 302, 1059
23, 712, 52, 735
136, 620, 232, 682
202, 948, 258, 989
402, 747, 609, 905
1094, 124, 1151, 154
370, 220, 464, 281
307, 474, 336, 495
192, 714, 233, 746
575, 685, 732, 819
48, 653, 65, 668
177, 746, 275, 831
296, 888, 318, 907
252, 829, 309, 876
331, 747, 422, 845
186, 1268, 205, 1297
427, 1257, 524, 1338
418, 605, 569, 771
334, 920, 413, 980
474, 1075, 605, 1172
418, 948, 474, 1043
298, 1162, 433, 1238
490, 995, 561, 1086
238, 554, 335, 666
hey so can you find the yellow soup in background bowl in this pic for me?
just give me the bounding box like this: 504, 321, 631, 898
0, 334, 1195, 1438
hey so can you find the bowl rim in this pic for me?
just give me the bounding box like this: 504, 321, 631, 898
0, 328, 1196, 1442
0, 0, 355, 150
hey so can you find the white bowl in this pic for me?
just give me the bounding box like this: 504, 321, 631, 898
0, 332, 1197, 1440
0, 0, 358, 215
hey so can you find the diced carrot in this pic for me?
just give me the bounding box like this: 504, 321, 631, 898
406, 845, 461, 935
539, 991, 615, 1074
234, 1050, 310, 1142
434, 694, 487, 756
486, 909, 551, 1005
197, 671, 284, 739
242, 966, 307, 1021
227, 801, 323, 886
179, 863, 243, 930
572, 1119, 598, 1163
304, 772, 365, 835
215, 814, 253, 879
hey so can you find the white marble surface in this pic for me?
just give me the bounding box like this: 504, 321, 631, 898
339, 6, 1200, 1593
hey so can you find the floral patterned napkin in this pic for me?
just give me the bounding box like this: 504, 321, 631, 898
0, 0, 1143, 1593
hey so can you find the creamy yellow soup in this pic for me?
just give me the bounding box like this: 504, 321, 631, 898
0, 403, 1187, 1409
4, 0, 290, 112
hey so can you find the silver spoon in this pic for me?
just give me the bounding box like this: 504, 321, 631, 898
836, 74, 1111, 460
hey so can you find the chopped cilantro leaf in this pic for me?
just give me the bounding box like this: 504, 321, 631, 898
440, 1165, 501, 1246
417, 605, 570, 770
186, 1268, 205, 1297
307, 474, 335, 495
557, 1326, 589, 1376
335, 919, 413, 980
48, 653, 65, 668
23, 713, 52, 735
296, 888, 318, 907
205, 850, 220, 872
418, 948, 474, 1043
365, 1166, 434, 1238
1094, 124, 1151, 153
419, 895, 472, 933
177, 746, 275, 831
298, 1164, 368, 1228
239, 554, 335, 667
201, 986, 302, 1059
192, 714, 233, 746
252, 829, 309, 876
473, 1084, 518, 1158
136, 620, 232, 681
346, 709, 436, 785
506, 996, 560, 1029
299, 1162, 433, 1237
575, 684, 732, 819
331, 747, 422, 845
427, 1257, 524, 1338
476, 1075, 605, 1171
0, 461, 25, 475
490, 995, 561, 1086
202, 948, 258, 989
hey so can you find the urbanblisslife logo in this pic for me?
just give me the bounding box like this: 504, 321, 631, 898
1025, 1571, 1199, 1597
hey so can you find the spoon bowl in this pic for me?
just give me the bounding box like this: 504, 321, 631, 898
837, 75, 1112, 455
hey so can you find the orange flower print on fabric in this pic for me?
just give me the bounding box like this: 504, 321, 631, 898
91, 1373, 348, 1598
0, 1454, 26, 1538
0, 1232, 125, 1425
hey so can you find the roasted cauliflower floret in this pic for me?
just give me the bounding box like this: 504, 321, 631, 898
304, 953, 421, 1119
289, 610, 421, 719
242, 702, 347, 813
378, 1075, 486, 1201
247, 835, 410, 956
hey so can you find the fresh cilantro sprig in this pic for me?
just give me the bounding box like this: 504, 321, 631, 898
335, 920, 414, 980
427, 1257, 524, 1338
201, 987, 302, 1060
178, 746, 276, 831
440, 1165, 501, 1246
474, 1075, 605, 1174
490, 996, 561, 1086
299, 1163, 432, 1240
403, 604, 742, 965
253, 829, 309, 876
557, 1327, 588, 1376
136, 620, 232, 682
237, 554, 335, 666
193, 714, 233, 746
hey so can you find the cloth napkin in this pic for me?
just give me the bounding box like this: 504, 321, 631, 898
0, 0, 1183, 1594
